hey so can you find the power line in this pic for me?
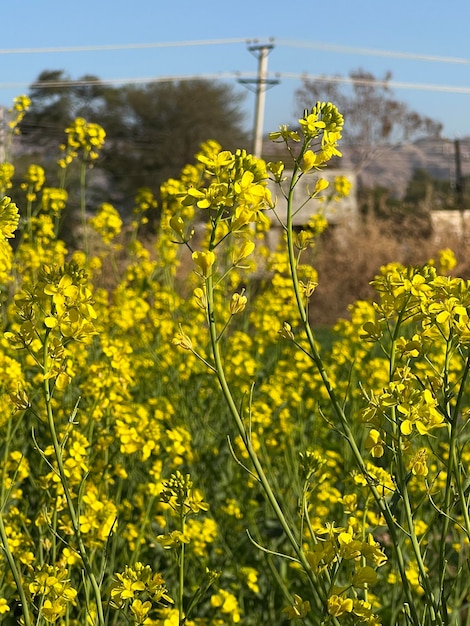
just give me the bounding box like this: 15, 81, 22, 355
0, 38, 254, 55
1, 37, 470, 66
278, 39, 470, 66
283, 72, 470, 94
1, 71, 469, 96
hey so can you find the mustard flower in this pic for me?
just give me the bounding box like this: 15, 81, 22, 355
210, 589, 241, 623
408, 448, 429, 477
193, 286, 207, 310
365, 429, 385, 458
0, 196, 19, 240
240, 566, 259, 594
133, 186, 157, 215
8, 94, 31, 132
334, 175, 352, 198
0, 196, 19, 266
172, 326, 193, 351
267, 160, 285, 182
160, 471, 209, 517
0, 163, 15, 193
59, 117, 106, 167
198, 149, 235, 174
438, 247, 457, 273
269, 125, 300, 142
282, 594, 310, 619
89, 203, 122, 244
278, 321, 295, 341
192, 250, 216, 277
156, 530, 191, 549
231, 240, 255, 265
0, 598, 9, 614
42, 187, 68, 215
298, 111, 326, 139
230, 291, 247, 314
327, 595, 354, 617
21, 164, 46, 201
131, 598, 152, 624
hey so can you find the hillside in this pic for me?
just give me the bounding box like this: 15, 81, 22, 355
264, 136, 470, 199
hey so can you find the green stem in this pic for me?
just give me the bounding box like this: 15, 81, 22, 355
178, 513, 185, 626
205, 270, 331, 617
0, 512, 32, 626
80, 160, 89, 257
0, 417, 32, 626
42, 331, 105, 626
25, 187, 33, 240
284, 163, 425, 626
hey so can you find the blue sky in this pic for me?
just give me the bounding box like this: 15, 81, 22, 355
2, 0, 470, 141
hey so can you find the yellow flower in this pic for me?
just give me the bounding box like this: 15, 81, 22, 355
42, 187, 68, 214
408, 448, 429, 477
0, 598, 10, 614
334, 175, 352, 198
0, 196, 19, 240
230, 292, 247, 315
192, 250, 216, 277
211, 589, 241, 623
0, 163, 15, 193
282, 594, 310, 619
327, 595, 354, 617
89, 203, 122, 244
365, 429, 385, 458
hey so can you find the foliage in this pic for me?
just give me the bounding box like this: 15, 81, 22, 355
18, 71, 249, 210
1, 94, 470, 626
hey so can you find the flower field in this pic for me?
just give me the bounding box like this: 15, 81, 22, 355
1, 96, 470, 626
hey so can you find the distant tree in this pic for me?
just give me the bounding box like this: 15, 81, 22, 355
18, 72, 249, 210
20, 70, 107, 150
97, 80, 249, 205
295, 69, 443, 173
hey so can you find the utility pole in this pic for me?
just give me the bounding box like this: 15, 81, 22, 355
0, 107, 5, 163
454, 138, 465, 209
453, 137, 467, 239
238, 41, 279, 158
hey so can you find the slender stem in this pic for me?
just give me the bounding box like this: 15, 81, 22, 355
0, 512, 32, 626
80, 161, 89, 257
42, 331, 105, 626
284, 163, 424, 625
178, 513, 185, 626
205, 271, 333, 618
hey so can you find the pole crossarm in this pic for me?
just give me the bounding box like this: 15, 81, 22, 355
238, 42, 280, 158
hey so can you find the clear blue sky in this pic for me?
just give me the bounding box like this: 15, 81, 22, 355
2, 0, 470, 141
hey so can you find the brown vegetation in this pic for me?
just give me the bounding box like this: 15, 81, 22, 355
310, 218, 470, 326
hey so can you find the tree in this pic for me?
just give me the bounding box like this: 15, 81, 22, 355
98, 80, 249, 205
295, 69, 443, 173
18, 72, 249, 210
20, 70, 108, 149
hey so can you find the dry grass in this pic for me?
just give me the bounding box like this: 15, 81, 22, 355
309, 217, 470, 326
90, 216, 470, 329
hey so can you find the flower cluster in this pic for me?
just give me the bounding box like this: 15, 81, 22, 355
58, 117, 106, 168
2, 93, 470, 626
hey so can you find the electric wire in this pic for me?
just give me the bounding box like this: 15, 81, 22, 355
1, 37, 469, 66
1, 71, 470, 96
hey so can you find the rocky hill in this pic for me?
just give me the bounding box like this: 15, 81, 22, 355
264, 136, 470, 199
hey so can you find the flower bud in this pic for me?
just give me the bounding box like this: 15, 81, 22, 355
230, 292, 247, 315
192, 251, 216, 277
169, 215, 185, 239
232, 241, 255, 266
172, 327, 193, 351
